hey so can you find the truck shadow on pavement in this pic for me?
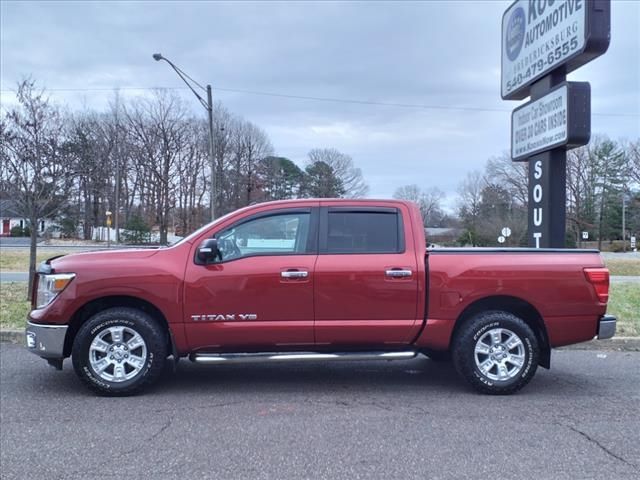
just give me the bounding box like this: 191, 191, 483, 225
144, 355, 599, 398
154, 356, 467, 395
23, 354, 602, 398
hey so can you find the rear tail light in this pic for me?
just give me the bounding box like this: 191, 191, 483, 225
584, 267, 610, 303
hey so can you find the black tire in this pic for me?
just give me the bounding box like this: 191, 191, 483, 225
72, 307, 167, 396
452, 311, 539, 395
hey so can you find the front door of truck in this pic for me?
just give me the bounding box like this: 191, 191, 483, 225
314, 205, 420, 346
184, 208, 318, 351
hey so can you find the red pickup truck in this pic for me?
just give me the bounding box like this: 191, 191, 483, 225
26, 199, 615, 396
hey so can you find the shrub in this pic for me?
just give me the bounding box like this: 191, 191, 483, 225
59, 217, 78, 239
121, 215, 151, 244
10, 225, 30, 237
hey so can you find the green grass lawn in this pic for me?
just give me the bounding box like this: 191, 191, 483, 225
0, 250, 71, 272
607, 283, 640, 337
0, 282, 30, 330
605, 258, 640, 276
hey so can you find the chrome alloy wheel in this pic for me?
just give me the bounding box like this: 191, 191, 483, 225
89, 326, 147, 383
474, 328, 525, 382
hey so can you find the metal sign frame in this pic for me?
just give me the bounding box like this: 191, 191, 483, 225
511, 81, 590, 161
501, 0, 610, 100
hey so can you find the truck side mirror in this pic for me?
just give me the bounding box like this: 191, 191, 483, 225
197, 238, 221, 264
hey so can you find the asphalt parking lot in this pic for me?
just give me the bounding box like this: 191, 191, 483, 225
1, 344, 639, 479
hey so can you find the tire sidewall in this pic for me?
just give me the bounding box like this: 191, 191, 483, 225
455, 311, 539, 394
72, 309, 163, 395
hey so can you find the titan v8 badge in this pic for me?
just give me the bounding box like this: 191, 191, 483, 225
190, 314, 257, 322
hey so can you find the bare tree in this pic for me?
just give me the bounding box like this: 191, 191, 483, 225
125, 90, 188, 244
228, 119, 273, 209
307, 148, 368, 198
65, 111, 118, 239
0, 80, 75, 295
566, 144, 597, 245
175, 119, 208, 234
393, 184, 445, 226
486, 153, 528, 207
624, 139, 640, 186
457, 170, 486, 246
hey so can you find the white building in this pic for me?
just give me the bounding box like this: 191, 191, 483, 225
0, 200, 54, 237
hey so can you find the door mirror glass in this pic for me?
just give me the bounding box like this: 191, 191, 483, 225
197, 238, 221, 264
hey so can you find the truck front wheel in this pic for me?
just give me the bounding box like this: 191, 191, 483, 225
72, 307, 167, 396
452, 311, 539, 395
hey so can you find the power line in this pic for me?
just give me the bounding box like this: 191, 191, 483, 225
0, 85, 637, 117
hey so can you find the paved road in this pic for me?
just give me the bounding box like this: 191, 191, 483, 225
611, 275, 640, 284
0, 237, 32, 247
1, 344, 638, 479
0, 272, 29, 282
602, 251, 640, 259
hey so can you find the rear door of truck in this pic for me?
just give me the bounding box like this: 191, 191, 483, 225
313, 202, 421, 346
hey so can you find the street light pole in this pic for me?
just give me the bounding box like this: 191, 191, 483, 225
207, 85, 216, 221
105, 211, 112, 249
153, 53, 216, 221
622, 192, 627, 253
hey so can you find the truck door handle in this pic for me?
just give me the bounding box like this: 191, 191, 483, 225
385, 269, 412, 278
281, 270, 309, 279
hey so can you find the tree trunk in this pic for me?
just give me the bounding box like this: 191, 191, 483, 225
597, 190, 605, 251
27, 218, 38, 300
159, 213, 168, 245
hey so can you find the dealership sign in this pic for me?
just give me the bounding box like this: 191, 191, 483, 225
511, 82, 590, 161
501, 0, 610, 100
501, 0, 610, 248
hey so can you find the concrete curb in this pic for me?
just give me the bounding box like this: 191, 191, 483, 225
1, 329, 639, 351
1, 330, 25, 345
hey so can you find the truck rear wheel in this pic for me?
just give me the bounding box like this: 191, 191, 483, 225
72, 307, 167, 396
452, 311, 539, 395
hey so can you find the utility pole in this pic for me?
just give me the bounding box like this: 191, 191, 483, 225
114, 91, 121, 242
622, 192, 627, 252
207, 85, 216, 221
106, 211, 112, 249
153, 53, 217, 222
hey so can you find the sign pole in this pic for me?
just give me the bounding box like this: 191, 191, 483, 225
528, 149, 566, 248
527, 72, 566, 248
502, 0, 610, 249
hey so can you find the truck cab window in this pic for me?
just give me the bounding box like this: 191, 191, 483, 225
326, 211, 402, 253
216, 212, 310, 261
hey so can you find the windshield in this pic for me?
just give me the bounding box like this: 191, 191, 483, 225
166, 209, 240, 247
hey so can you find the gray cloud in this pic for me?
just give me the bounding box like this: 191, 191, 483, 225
1, 0, 638, 204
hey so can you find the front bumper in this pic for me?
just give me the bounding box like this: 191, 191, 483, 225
597, 315, 617, 340
25, 321, 68, 359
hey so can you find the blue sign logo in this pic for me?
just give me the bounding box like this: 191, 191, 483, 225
506, 7, 526, 61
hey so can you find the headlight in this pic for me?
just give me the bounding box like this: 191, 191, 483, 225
36, 273, 75, 309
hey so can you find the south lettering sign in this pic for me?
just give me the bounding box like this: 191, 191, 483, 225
501, 0, 610, 100
511, 81, 590, 161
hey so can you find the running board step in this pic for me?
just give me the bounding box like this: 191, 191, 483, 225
190, 351, 417, 364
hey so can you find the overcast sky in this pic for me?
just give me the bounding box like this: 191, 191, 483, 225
1, 0, 638, 206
